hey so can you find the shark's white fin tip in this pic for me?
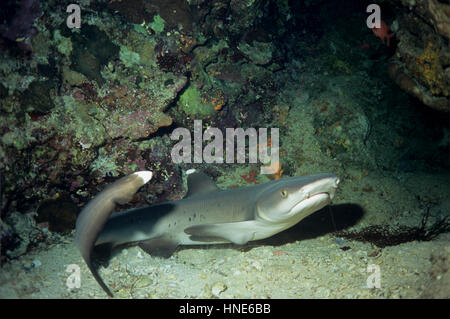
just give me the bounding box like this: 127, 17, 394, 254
134, 171, 153, 184
186, 169, 196, 175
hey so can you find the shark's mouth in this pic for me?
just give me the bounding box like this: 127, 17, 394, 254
288, 192, 331, 217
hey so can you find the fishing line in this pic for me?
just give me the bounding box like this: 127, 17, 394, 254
328, 205, 337, 232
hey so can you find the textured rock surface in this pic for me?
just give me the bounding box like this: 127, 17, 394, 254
389, 0, 450, 111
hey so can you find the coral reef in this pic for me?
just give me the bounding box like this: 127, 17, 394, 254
67, 25, 120, 85
400, 0, 450, 41
99, 83, 176, 139
237, 40, 275, 65
178, 85, 216, 118
1, 0, 448, 275
389, 0, 450, 111
0, 1, 194, 257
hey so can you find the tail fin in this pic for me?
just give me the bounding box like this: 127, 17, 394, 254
74, 171, 152, 297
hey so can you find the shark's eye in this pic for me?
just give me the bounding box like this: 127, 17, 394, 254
281, 189, 288, 198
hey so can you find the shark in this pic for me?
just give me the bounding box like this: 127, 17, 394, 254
74, 169, 340, 296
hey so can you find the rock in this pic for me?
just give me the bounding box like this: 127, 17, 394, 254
400, 0, 450, 40
389, 1, 450, 111
36, 198, 78, 233
68, 25, 120, 85
21, 80, 55, 113
237, 41, 275, 65
3, 212, 35, 259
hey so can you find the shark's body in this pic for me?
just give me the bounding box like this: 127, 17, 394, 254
75, 170, 340, 296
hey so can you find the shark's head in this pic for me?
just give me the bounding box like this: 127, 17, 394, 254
255, 173, 340, 224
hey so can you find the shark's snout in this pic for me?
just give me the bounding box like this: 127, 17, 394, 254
327, 176, 340, 200
287, 175, 339, 218
303, 175, 339, 199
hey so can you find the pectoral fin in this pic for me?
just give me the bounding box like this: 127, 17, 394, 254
138, 235, 179, 258
184, 221, 262, 245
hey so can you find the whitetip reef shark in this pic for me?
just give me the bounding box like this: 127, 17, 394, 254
74, 169, 340, 296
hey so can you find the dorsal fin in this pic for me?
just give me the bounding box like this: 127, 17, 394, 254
185, 169, 219, 197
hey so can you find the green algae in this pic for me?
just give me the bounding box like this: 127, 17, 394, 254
178, 85, 215, 118
119, 46, 141, 68
90, 151, 119, 177
149, 15, 165, 34
53, 30, 72, 57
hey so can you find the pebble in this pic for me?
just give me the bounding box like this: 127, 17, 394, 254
211, 282, 227, 297
216, 259, 225, 265
166, 274, 176, 281
169, 282, 178, 288
134, 277, 153, 288
251, 261, 262, 271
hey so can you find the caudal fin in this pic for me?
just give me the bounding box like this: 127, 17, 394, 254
74, 171, 152, 297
